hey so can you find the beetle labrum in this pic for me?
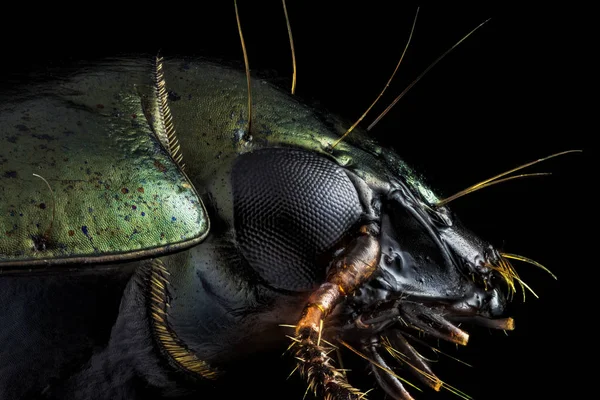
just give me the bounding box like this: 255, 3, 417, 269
0, 3, 576, 400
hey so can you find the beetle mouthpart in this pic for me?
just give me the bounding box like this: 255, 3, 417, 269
365, 343, 418, 400
451, 316, 515, 331
383, 331, 443, 391
400, 303, 469, 346
378, 332, 474, 400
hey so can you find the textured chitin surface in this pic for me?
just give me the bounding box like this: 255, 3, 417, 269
232, 148, 363, 290
0, 60, 208, 268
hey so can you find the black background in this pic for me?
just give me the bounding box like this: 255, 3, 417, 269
3, 2, 584, 399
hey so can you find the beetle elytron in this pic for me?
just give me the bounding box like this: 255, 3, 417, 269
0, 3, 577, 400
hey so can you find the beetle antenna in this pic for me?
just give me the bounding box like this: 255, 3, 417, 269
330, 8, 420, 150
235, 0, 252, 139
367, 19, 490, 132
32, 173, 55, 240
282, 0, 297, 94
435, 150, 582, 207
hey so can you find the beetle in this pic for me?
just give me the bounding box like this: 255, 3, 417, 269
0, 3, 581, 400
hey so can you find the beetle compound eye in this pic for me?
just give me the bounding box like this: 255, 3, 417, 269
232, 147, 363, 291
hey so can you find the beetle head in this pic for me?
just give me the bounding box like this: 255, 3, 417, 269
346, 185, 513, 336
334, 183, 518, 394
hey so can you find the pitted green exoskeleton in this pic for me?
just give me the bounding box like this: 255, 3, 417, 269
0, 61, 208, 269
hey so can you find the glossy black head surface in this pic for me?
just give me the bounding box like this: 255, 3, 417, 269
343, 184, 511, 340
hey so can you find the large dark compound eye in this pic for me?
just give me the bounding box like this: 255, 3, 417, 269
232, 147, 363, 291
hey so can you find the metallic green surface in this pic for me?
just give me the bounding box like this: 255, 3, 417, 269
0, 59, 208, 269
0, 56, 440, 271
160, 58, 441, 205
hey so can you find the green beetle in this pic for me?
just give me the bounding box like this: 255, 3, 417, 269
0, 3, 580, 400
